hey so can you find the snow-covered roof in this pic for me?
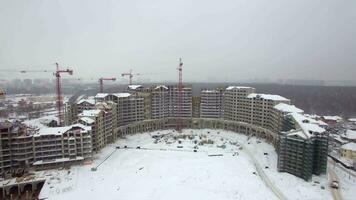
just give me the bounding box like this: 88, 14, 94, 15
78, 109, 102, 117
79, 117, 95, 124
155, 85, 168, 90
77, 98, 95, 105
36, 124, 91, 136
113, 93, 131, 98
23, 115, 58, 129
341, 142, 356, 151
226, 86, 254, 90
343, 130, 356, 140
323, 116, 342, 121
95, 93, 109, 99
289, 113, 326, 139
128, 85, 143, 90
304, 114, 321, 119
202, 89, 219, 93
274, 103, 303, 113
348, 118, 356, 122
247, 93, 289, 101
287, 130, 310, 140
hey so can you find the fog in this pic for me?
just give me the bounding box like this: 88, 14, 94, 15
0, 0, 355, 82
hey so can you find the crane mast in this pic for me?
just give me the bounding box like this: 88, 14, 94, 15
99, 77, 116, 93
54, 63, 73, 126
176, 58, 183, 133
121, 69, 139, 85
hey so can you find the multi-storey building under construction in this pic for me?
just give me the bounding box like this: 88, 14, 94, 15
0, 121, 92, 178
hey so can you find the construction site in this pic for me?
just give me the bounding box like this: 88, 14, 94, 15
0, 59, 339, 200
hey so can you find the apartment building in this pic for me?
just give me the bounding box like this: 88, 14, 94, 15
96, 93, 145, 126
277, 113, 328, 180
0, 121, 92, 178
192, 96, 201, 118
200, 89, 224, 118
224, 86, 255, 123
150, 85, 192, 119
78, 109, 105, 152
64, 98, 96, 126
271, 103, 304, 133
247, 93, 290, 130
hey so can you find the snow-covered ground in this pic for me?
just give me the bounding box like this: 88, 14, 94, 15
39, 129, 335, 200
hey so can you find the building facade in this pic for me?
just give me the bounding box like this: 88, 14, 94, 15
200, 89, 224, 118
277, 113, 328, 180
0, 122, 92, 178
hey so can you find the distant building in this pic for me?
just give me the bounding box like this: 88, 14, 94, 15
321, 116, 343, 125
192, 96, 201, 118
340, 142, 356, 160
341, 129, 356, 143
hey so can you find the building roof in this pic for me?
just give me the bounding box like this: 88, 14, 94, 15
78, 109, 102, 117
77, 98, 95, 105
274, 103, 303, 113
348, 118, 356, 122
247, 93, 289, 101
343, 129, 356, 140
36, 124, 91, 136
341, 142, 356, 151
155, 85, 168, 90
128, 85, 143, 90
226, 86, 254, 90
289, 113, 326, 139
113, 93, 131, 98
286, 130, 312, 140
79, 117, 95, 124
95, 93, 109, 99
323, 115, 342, 121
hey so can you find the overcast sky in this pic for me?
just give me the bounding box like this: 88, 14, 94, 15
0, 0, 355, 82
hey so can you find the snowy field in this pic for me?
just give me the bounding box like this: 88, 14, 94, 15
39, 129, 335, 200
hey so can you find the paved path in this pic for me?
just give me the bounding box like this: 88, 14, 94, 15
243, 144, 288, 200
328, 166, 343, 200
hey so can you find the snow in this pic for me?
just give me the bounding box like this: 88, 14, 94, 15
24, 115, 58, 129
274, 103, 303, 113
38, 129, 333, 200
95, 93, 109, 99
226, 86, 253, 90
155, 85, 168, 90
201, 89, 219, 93
290, 113, 326, 138
36, 124, 91, 136
128, 85, 143, 90
323, 116, 343, 122
113, 93, 131, 98
33, 157, 84, 165
77, 99, 95, 105
247, 93, 289, 101
38, 127, 72, 136
340, 142, 356, 151
78, 110, 102, 117
348, 118, 356, 122
79, 117, 95, 124
342, 130, 356, 140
